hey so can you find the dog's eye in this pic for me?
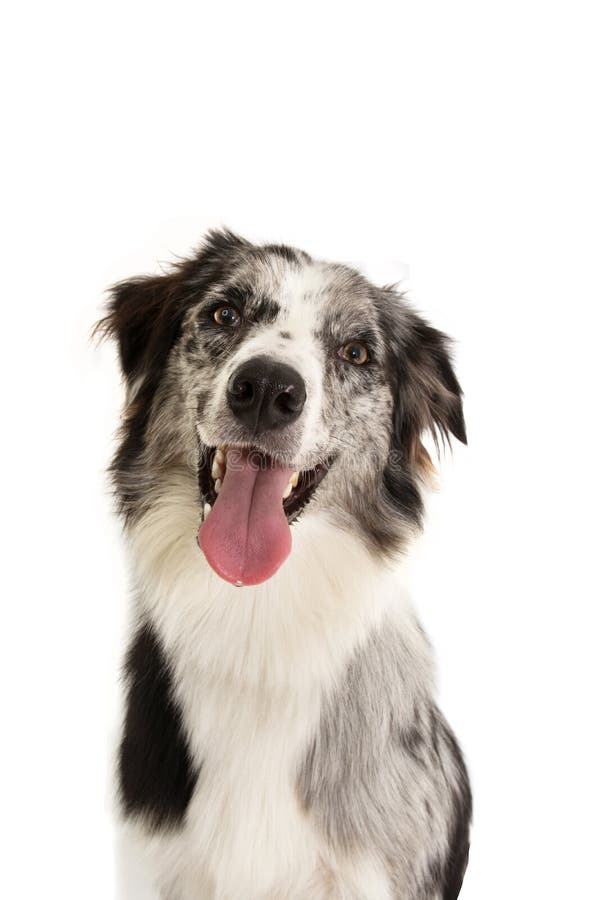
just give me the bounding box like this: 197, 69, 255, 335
214, 305, 240, 327
339, 341, 369, 366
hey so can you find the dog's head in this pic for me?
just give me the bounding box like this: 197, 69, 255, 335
100, 230, 465, 586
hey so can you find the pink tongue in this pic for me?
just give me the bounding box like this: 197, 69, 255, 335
198, 451, 294, 586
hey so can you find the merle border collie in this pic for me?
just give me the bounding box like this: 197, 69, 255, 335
99, 229, 472, 899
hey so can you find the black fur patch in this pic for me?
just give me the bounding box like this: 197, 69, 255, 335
422, 710, 472, 899
119, 623, 200, 830
439, 725, 472, 900
222, 284, 280, 325
251, 293, 280, 324
382, 459, 424, 529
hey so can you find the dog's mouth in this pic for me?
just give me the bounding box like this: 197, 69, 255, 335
197, 444, 331, 587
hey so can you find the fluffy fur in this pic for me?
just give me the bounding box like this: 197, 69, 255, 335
100, 230, 471, 899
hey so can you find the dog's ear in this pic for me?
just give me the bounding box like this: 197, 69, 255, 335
97, 249, 208, 386
98, 271, 184, 383
394, 309, 466, 473
96, 229, 247, 384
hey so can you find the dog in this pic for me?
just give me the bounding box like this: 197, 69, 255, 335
100, 229, 472, 899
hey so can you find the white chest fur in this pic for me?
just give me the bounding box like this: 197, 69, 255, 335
124, 468, 411, 899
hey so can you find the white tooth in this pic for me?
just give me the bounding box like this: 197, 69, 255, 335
290, 471, 299, 487
211, 459, 223, 480
215, 447, 226, 464
282, 482, 292, 500
204, 502, 212, 519
214, 478, 222, 494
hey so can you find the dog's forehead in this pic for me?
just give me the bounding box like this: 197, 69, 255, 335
233, 254, 378, 332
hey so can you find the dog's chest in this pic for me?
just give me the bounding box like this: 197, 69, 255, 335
160, 672, 326, 898
128, 504, 402, 897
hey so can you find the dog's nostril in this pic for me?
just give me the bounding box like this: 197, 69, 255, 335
275, 386, 304, 417
232, 379, 254, 405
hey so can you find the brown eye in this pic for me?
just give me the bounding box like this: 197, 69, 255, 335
214, 305, 240, 326
339, 341, 369, 366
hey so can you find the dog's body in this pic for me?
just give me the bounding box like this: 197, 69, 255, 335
102, 231, 471, 899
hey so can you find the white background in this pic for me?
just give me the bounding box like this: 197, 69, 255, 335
2, 2, 599, 898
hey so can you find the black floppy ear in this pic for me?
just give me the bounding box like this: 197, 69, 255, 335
98, 271, 184, 383
396, 312, 467, 470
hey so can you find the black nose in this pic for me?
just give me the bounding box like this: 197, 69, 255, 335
227, 356, 307, 434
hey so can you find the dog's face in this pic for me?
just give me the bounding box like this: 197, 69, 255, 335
101, 230, 465, 586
